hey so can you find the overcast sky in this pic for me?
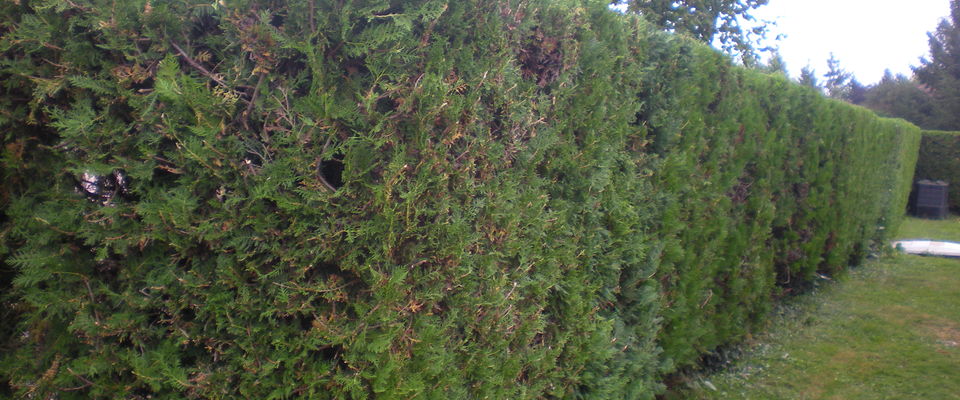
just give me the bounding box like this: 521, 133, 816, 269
755, 0, 952, 84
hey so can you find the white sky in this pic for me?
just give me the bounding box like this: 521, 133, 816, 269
755, 0, 952, 84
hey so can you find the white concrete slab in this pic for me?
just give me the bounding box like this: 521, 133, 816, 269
892, 240, 960, 257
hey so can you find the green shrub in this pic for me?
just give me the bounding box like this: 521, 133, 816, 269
0, 0, 919, 398
914, 130, 960, 210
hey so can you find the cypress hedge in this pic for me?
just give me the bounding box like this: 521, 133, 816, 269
914, 130, 960, 211
0, 0, 919, 398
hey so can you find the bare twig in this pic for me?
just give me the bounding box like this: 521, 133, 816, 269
33, 217, 76, 236
315, 132, 339, 192
320, 130, 333, 156
316, 160, 337, 192
272, 281, 353, 293
242, 72, 267, 131
309, 0, 316, 33
699, 290, 714, 309
60, 368, 95, 392
83, 277, 103, 325
169, 40, 233, 91
63, 0, 92, 12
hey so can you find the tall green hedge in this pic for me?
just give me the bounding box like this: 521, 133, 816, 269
0, 0, 919, 398
914, 130, 960, 210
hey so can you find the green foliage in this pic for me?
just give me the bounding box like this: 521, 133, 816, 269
914, 130, 960, 211
615, 0, 772, 63
760, 50, 788, 76
0, 0, 919, 399
823, 53, 852, 101
861, 71, 940, 129
897, 215, 960, 240
670, 243, 960, 400
915, 0, 960, 130
798, 64, 821, 91
645, 48, 919, 371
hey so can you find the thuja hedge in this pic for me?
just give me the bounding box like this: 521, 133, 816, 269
0, 0, 919, 398
914, 130, 960, 210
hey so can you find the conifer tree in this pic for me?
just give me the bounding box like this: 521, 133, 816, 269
863, 71, 939, 129
824, 53, 853, 100
915, 0, 960, 130
847, 78, 868, 105
798, 64, 821, 91
763, 50, 788, 75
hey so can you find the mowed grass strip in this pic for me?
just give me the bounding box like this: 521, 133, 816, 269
672, 217, 960, 400
897, 215, 960, 241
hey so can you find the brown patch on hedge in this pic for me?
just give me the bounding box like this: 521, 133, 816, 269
519, 28, 564, 88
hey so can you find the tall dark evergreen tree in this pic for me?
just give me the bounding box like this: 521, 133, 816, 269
915, 0, 960, 129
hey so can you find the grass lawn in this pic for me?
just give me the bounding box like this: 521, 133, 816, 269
897, 215, 960, 241
669, 217, 960, 399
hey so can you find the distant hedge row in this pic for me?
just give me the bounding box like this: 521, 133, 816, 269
914, 130, 960, 210
0, 0, 919, 398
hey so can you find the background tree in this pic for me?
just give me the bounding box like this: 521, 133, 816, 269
824, 53, 853, 100
615, 0, 772, 63
798, 64, 821, 91
914, 0, 960, 130
847, 78, 868, 105
762, 50, 788, 75
862, 71, 939, 129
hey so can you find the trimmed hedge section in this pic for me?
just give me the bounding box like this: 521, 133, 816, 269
914, 130, 960, 211
0, 0, 919, 398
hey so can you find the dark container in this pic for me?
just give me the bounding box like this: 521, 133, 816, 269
914, 180, 949, 219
